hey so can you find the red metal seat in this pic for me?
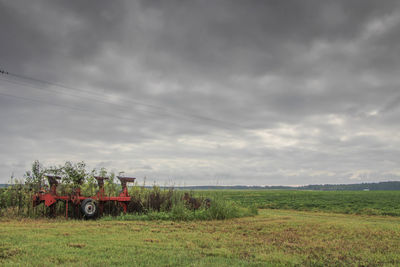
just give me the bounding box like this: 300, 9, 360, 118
117, 177, 136, 183
93, 176, 109, 187
117, 176, 136, 188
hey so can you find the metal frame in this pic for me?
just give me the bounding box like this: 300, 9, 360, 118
32, 175, 136, 218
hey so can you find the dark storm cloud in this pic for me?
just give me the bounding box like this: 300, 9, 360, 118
0, 1, 124, 67
0, 0, 400, 185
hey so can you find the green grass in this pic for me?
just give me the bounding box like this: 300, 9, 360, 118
101, 205, 257, 222
203, 190, 400, 216
2, 190, 400, 266
1, 209, 400, 266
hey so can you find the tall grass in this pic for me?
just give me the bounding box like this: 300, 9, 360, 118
0, 161, 257, 220
103, 191, 257, 221
0, 184, 257, 220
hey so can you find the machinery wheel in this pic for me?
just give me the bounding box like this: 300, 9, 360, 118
81, 199, 97, 219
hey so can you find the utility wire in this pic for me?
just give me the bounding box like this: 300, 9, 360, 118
0, 91, 149, 124
0, 76, 179, 120
0, 69, 240, 138
0, 76, 240, 132
0, 68, 244, 130
0, 91, 235, 139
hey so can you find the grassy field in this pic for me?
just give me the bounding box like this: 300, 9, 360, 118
1, 209, 400, 266
2, 190, 400, 266
204, 190, 400, 216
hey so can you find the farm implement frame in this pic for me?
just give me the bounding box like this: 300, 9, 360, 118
32, 175, 136, 219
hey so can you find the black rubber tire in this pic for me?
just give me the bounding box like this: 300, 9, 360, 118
81, 198, 97, 219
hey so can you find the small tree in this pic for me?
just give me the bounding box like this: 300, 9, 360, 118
62, 161, 87, 186
24, 160, 45, 191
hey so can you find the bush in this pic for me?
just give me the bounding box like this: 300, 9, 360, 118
101, 191, 258, 222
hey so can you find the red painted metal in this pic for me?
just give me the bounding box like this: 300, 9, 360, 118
32, 175, 136, 218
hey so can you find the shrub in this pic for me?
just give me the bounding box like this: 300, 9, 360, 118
101, 191, 258, 221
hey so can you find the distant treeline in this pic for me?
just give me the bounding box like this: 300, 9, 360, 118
173, 181, 400, 190
299, 181, 400, 191
2, 181, 400, 190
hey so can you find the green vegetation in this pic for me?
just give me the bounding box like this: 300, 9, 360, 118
141, 181, 400, 191
105, 193, 257, 221
0, 161, 256, 220
2, 165, 400, 266
2, 160, 400, 219
298, 181, 400, 190
0, 184, 256, 221
1, 209, 400, 266
210, 190, 400, 216
2, 160, 400, 265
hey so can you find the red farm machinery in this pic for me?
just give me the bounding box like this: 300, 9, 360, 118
32, 175, 136, 219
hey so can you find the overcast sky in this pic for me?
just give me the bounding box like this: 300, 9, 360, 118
1, 0, 400, 185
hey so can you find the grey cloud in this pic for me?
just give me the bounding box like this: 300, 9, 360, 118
0, 0, 400, 185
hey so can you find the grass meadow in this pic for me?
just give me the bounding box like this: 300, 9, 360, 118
1, 190, 400, 266
208, 190, 400, 216
1, 209, 400, 266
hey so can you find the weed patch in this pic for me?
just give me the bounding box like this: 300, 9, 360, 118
0, 244, 21, 259
67, 243, 86, 249
102, 196, 257, 221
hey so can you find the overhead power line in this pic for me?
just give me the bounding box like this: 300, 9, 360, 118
0, 68, 244, 130
0, 76, 174, 120
0, 91, 149, 124
0, 91, 237, 140
0, 75, 237, 130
